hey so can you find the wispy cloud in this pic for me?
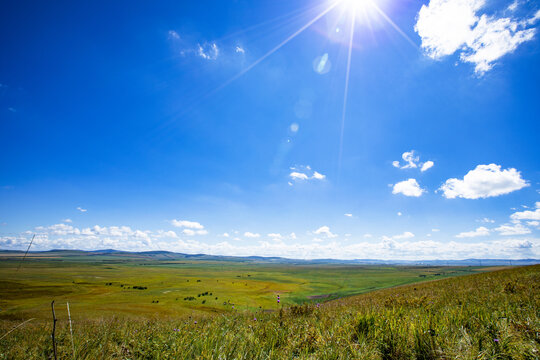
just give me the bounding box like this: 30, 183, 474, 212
494, 223, 531, 236
455, 226, 490, 238
289, 165, 326, 183
510, 202, 540, 221
244, 232, 261, 238
313, 226, 337, 238
171, 219, 205, 229
477, 217, 495, 223
168, 30, 180, 40
182, 229, 208, 236
197, 42, 219, 60
76, 207, 87, 212
393, 150, 434, 171
382, 231, 415, 241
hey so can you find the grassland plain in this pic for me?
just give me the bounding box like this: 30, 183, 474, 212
0, 260, 538, 359
0, 254, 477, 320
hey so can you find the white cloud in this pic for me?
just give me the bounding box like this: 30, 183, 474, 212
221, 232, 230, 238
37, 223, 81, 236
397, 151, 419, 169
528, 10, 540, 25
382, 231, 415, 241
289, 166, 326, 183
507, 0, 518, 12
415, 0, 483, 58
393, 150, 434, 171
510, 208, 540, 221
171, 220, 205, 229
439, 164, 528, 199
495, 223, 531, 236
76, 207, 87, 212
392, 179, 425, 197
313, 226, 337, 238
289, 172, 309, 180
478, 217, 495, 223
268, 233, 282, 239
527, 221, 539, 227
415, 0, 539, 74
168, 30, 180, 40
363, 233, 373, 238
421, 161, 434, 172
396, 231, 415, 239
108, 226, 133, 237
235, 46, 245, 54
244, 232, 261, 238
461, 15, 536, 73
455, 226, 490, 238
63, 219, 73, 223
344, 213, 353, 217
5, 224, 539, 260
182, 229, 208, 236
432, 228, 440, 232
133, 230, 151, 240
155, 230, 178, 239
397, 212, 402, 216
290, 123, 299, 133
197, 42, 219, 60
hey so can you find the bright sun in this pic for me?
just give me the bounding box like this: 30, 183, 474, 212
339, 0, 373, 12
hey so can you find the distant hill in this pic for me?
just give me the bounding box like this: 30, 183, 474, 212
0, 248, 538, 266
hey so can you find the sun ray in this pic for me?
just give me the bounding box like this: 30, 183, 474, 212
214, 2, 341, 93
367, 0, 418, 49
338, 8, 357, 177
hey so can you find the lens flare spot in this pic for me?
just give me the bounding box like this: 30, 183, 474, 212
313, 53, 331, 74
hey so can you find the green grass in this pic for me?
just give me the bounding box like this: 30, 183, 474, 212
0, 258, 537, 359
0, 256, 477, 320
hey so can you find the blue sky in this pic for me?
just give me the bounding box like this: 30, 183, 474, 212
1, 0, 539, 259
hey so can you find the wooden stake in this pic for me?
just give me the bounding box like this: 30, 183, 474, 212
67, 302, 75, 359
51, 301, 57, 360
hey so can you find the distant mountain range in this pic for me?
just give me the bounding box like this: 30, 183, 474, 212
0, 248, 538, 266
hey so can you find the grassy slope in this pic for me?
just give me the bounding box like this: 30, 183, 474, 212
0, 258, 476, 320
0, 265, 538, 359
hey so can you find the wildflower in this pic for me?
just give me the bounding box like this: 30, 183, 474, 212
494, 338, 499, 343
254, 318, 257, 321
194, 321, 197, 324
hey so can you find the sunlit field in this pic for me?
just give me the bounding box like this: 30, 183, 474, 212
0, 262, 537, 359
0, 252, 479, 321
